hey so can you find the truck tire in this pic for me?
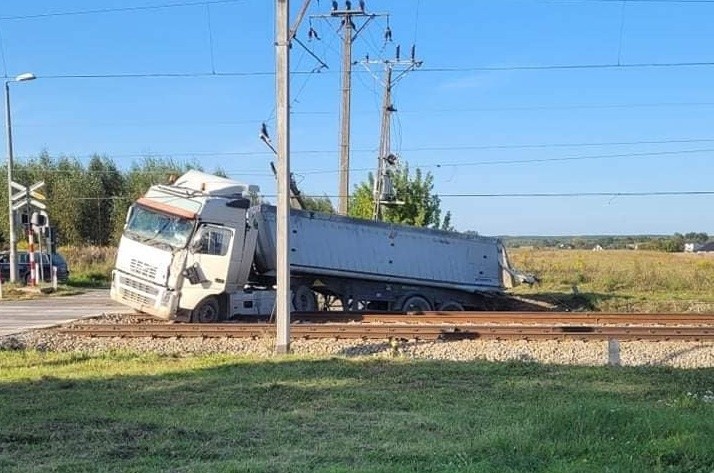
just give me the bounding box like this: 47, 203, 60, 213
437, 301, 465, 311
293, 285, 317, 312
191, 296, 221, 323
401, 295, 432, 312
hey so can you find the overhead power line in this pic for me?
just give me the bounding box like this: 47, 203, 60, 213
38, 71, 274, 80
418, 61, 714, 73
25, 60, 714, 81
2, 0, 713, 22
0, 0, 244, 21
419, 148, 714, 169
2, 0, 712, 22
438, 191, 714, 198
297, 147, 714, 175
562, 0, 714, 4
13, 146, 714, 177
44, 190, 714, 202
17, 101, 714, 125
13, 136, 714, 160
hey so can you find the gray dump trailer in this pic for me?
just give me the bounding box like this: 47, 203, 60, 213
250, 205, 509, 311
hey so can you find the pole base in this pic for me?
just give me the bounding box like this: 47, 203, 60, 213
275, 343, 290, 355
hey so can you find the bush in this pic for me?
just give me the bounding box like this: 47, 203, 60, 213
60, 246, 116, 284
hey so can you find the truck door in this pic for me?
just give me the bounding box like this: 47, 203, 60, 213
185, 224, 234, 293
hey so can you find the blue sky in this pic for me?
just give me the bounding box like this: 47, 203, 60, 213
1, 0, 713, 235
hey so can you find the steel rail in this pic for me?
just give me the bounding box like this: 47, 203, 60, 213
288, 311, 714, 325
59, 323, 714, 341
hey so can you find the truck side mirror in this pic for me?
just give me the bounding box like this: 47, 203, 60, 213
189, 229, 204, 253
182, 263, 202, 284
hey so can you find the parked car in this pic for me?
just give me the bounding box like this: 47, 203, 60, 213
0, 251, 70, 284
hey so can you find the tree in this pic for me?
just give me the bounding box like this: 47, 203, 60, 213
301, 195, 335, 213
87, 155, 124, 245
349, 164, 452, 230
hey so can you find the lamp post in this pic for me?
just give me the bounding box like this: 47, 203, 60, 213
5, 72, 36, 283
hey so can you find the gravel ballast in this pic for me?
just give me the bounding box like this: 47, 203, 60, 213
1, 316, 713, 369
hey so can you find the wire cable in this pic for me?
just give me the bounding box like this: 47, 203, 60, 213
0, 0, 244, 21
14, 137, 714, 162
26, 60, 714, 81
41, 190, 714, 202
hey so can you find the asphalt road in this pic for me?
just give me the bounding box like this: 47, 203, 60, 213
0, 289, 133, 336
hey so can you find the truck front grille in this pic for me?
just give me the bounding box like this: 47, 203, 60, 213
120, 275, 159, 296
119, 287, 154, 307
117, 274, 159, 308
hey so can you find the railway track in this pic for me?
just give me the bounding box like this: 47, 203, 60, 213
288, 311, 714, 325
60, 311, 714, 341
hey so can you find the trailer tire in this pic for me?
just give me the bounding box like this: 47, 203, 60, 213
191, 296, 221, 323
437, 301, 465, 311
401, 295, 432, 312
293, 285, 317, 312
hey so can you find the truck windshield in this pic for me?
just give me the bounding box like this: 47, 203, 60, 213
124, 205, 195, 250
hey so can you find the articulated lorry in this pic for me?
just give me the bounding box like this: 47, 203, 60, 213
111, 170, 523, 322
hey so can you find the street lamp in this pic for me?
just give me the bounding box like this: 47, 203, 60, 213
5, 72, 36, 283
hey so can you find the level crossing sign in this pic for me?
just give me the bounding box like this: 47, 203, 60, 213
11, 181, 46, 212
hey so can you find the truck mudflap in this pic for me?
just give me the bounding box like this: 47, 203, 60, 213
497, 243, 536, 288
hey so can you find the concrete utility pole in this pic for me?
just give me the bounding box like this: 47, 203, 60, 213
275, 0, 291, 354
312, 2, 384, 215
338, 14, 353, 215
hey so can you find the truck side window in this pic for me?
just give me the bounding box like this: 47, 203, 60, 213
197, 227, 232, 256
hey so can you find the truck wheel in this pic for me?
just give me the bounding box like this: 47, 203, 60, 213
191, 297, 221, 323
293, 285, 317, 312
437, 301, 465, 311
401, 295, 432, 312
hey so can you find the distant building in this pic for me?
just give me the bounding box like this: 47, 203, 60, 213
592, 244, 604, 252
684, 243, 702, 253
695, 241, 714, 253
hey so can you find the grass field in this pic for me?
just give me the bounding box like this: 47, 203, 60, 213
1, 351, 713, 472
509, 249, 714, 312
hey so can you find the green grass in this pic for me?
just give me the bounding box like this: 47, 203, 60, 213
1, 351, 712, 472
66, 272, 110, 288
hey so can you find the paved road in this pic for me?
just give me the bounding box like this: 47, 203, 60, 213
0, 290, 133, 336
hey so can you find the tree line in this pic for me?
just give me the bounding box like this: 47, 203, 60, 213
0, 152, 452, 248
505, 233, 710, 252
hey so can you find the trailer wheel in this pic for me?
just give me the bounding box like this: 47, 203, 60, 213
437, 301, 465, 311
401, 295, 432, 312
191, 296, 221, 323
293, 285, 317, 312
